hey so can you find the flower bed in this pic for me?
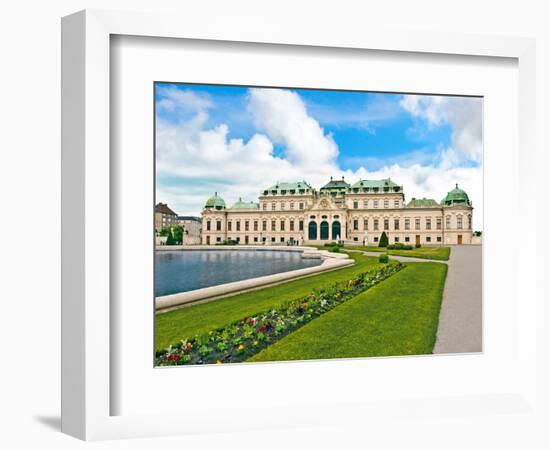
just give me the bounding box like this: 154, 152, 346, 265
156, 261, 403, 366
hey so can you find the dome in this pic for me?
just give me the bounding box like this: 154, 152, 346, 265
231, 197, 259, 209
204, 192, 226, 210
443, 184, 470, 206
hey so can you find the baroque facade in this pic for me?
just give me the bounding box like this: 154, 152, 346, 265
201, 178, 474, 246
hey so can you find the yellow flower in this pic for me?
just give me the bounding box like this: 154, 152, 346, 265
253, 341, 258, 346
238, 344, 245, 351
216, 360, 222, 364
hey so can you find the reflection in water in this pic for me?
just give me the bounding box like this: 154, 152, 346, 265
155, 250, 321, 297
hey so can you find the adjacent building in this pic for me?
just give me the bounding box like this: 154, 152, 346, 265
177, 216, 202, 245
200, 178, 474, 246
155, 202, 178, 232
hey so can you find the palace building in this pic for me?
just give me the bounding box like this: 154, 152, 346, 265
201, 178, 474, 246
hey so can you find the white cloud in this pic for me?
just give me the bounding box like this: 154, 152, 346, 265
156, 88, 483, 231
400, 94, 483, 167
247, 88, 338, 170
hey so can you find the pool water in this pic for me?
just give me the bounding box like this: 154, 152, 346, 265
155, 250, 322, 296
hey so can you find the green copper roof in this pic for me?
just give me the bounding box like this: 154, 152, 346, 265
230, 198, 260, 209
442, 184, 471, 206
263, 181, 313, 195
350, 178, 400, 190
406, 198, 440, 208
320, 177, 350, 190
349, 178, 401, 194
204, 192, 226, 209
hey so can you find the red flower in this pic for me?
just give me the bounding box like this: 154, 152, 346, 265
167, 354, 180, 362
258, 326, 265, 333
242, 316, 248, 324
250, 319, 255, 326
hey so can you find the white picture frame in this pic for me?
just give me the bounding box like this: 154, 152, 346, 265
61, 9, 537, 441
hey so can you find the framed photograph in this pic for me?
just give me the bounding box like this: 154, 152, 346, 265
62, 9, 537, 440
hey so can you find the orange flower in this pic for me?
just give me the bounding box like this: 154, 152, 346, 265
238, 344, 245, 351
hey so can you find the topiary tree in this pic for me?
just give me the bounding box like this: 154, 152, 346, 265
378, 231, 389, 248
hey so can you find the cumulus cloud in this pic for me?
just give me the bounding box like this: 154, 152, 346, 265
400, 94, 483, 167
156, 88, 483, 230
247, 88, 338, 170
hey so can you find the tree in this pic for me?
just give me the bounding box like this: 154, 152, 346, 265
378, 231, 389, 248
171, 225, 185, 244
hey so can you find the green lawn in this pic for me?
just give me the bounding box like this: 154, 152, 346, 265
345, 245, 451, 261
155, 253, 382, 350
248, 262, 448, 362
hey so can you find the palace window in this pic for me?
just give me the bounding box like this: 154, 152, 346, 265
394, 218, 399, 230
262, 220, 267, 231
394, 200, 400, 208
216, 220, 222, 231
299, 202, 304, 210
415, 218, 421, 230
245, 221, 249, 231
290, 202, 294, 210
457, 215, 463, 229
271, 220, 276, 231
281, 202, 285, 210
299, 220, 304, 231
206, 220, 211, 231
262, 203, 267, 210
426, 236, 432, 243
437, 236, 442, 242
446, 215, 451, 228
353, 219, 359, 231
363, 219, 368, 230
272, 202, 276, 211
236, 221, 241, 231
271, 237, 275, 242
374, 218, 379, 231
436, 217, 442, 230
384, 218, 389, 230
280, 220, 285, 231
280, 237, 285, 243
321, 215, 328, 219
363, 200, 368, 208
227, 221, 232, 231
405, 236, 410, 242
353, 201, 358, 209
310, 215, 316, 219
405, 218, 410, 230
468, 215, 472, 229
384, 200, 389, 208
374, 236, 379, 242
253, 221, 258, 231
254, 237, 258, 242
395, 237, 400, 243
373, 200, 379, 208
216, 237, 221, 242
290, 220, 295, 231
426, 218, 431, 230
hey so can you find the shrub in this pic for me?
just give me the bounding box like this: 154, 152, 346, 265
324, 242, 342, 247
415, 243, 422, 248
378, 253, 389, 263
330, 246, 340, 253
378, 232, 389, 248
388, 243, 413, 250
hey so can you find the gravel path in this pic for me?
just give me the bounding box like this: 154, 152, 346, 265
433, 245, 482, 354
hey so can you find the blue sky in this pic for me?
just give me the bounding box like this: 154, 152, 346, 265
155, 83, 483, 229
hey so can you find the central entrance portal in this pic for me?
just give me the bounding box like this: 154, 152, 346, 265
331, 221, 341, 242
320, 221, 329, 240
308, 221, 317, 240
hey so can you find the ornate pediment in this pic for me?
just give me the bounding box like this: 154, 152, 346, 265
309, 196, 343, 212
